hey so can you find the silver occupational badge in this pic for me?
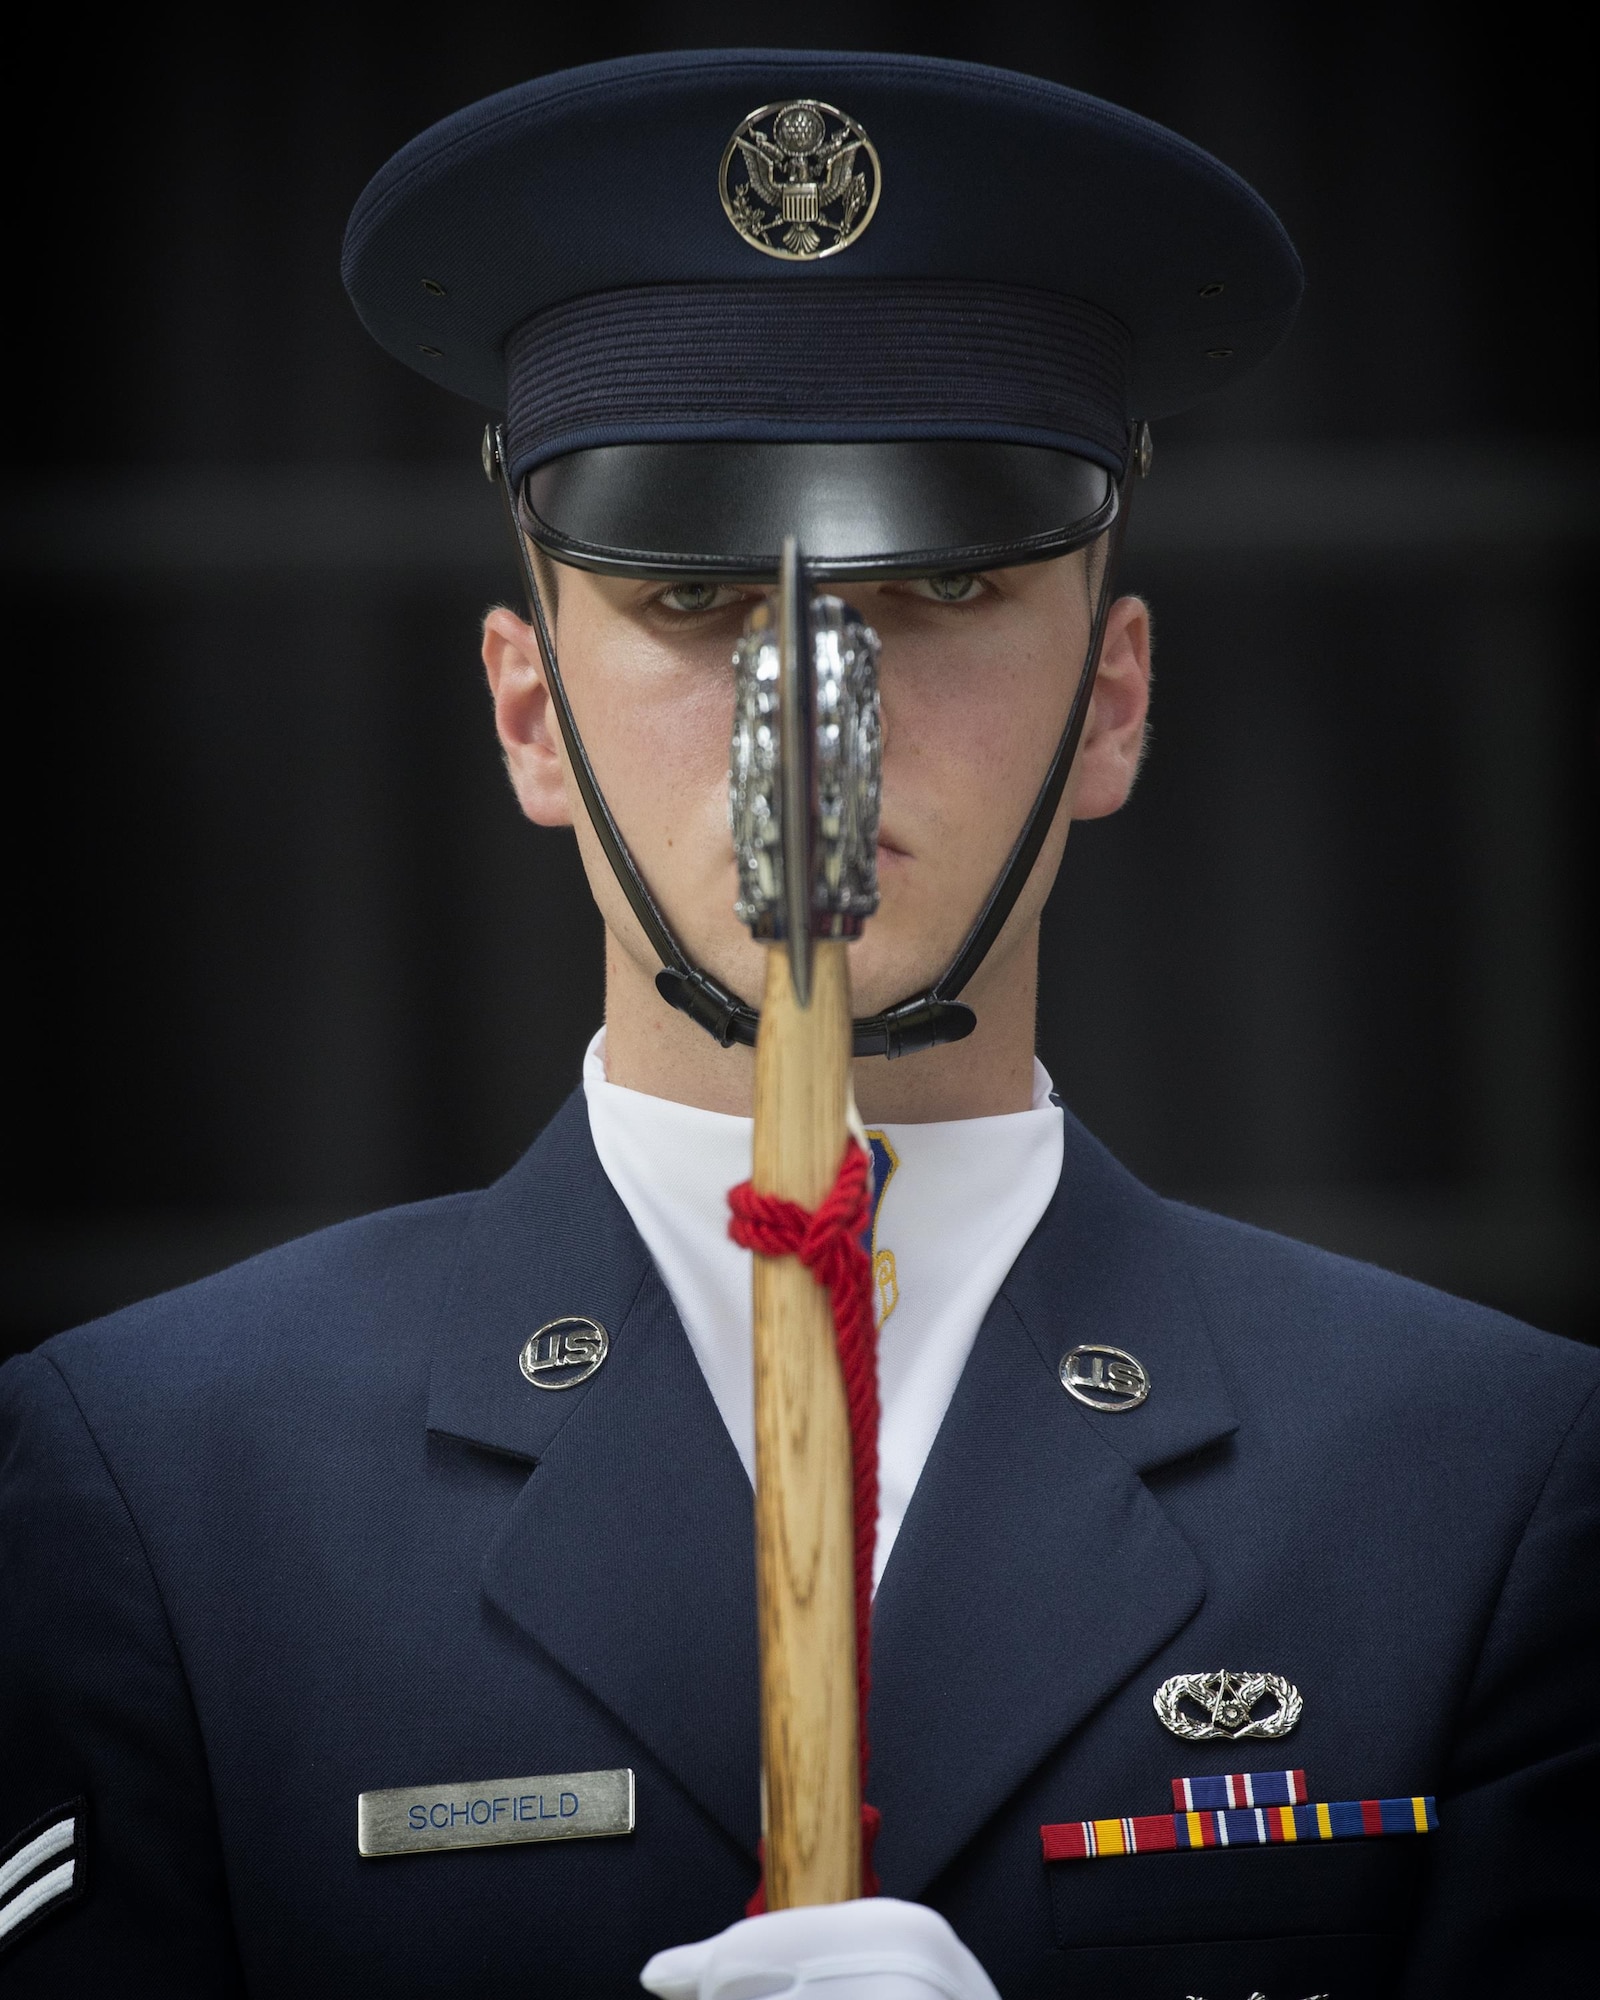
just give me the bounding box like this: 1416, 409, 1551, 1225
719, 99, 881, 260
1059, 1343, 1151, 1412
1154, 1670, 1304, 1742
519, 1316, 608, 1390
357, 1767, 634, 1857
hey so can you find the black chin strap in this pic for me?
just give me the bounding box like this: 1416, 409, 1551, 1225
486, 423, 1145, 1061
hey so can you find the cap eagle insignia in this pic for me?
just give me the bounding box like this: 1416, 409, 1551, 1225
719, 99, 881, 260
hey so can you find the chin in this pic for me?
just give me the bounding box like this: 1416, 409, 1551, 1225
844, 932, 949, 1017
683, 858, 950, 1014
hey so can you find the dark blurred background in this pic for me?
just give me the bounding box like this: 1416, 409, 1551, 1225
5, 3, 1596, 1359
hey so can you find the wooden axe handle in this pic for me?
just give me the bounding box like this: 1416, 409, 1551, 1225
750, 937, 861, 1908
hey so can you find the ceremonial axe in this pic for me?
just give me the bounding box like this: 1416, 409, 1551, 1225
729, 540, 883, 1909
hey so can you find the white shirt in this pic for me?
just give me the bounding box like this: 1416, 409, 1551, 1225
583, 1031, 1064, 1587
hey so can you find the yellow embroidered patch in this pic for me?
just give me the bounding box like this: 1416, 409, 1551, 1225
874, 1248, 900, 1324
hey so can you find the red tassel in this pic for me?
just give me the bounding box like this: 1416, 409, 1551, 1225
730, 1141, 882, 1908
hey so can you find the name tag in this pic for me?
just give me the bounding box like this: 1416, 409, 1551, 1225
358, 1768, 635, 1857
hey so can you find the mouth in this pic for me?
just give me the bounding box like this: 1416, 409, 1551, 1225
876, 826, 910, 865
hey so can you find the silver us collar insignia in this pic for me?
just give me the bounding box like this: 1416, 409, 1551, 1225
1155, 1670, 1304, 1742
358, 1767, 634, 1857
520, 1315, 608, 1391
719, 98, 881, 260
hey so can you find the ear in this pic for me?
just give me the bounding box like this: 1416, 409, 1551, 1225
1068, 593, 1152, 821
481, 605, 575, 828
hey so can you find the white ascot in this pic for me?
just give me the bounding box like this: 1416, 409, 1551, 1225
583, 1031, 1063, 1587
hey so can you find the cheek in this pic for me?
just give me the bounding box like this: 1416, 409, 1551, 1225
568, 627, 737, 830
880, 624, 1065, 810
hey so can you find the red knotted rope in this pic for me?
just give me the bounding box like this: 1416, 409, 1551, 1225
729, 1139, 882, 1909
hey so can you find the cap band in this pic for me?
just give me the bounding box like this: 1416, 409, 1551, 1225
504, 279, 1132, 486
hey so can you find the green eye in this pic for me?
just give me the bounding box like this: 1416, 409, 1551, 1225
924, 572, 980, 602
660, 581, 726, 613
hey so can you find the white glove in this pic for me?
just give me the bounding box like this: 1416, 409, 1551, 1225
639, 1897, 1001, 2000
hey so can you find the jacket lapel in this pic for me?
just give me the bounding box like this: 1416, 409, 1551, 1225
868, 1114, 1239, 1897
427, 1092, 761, 1854
427, 1096, 1237, 1884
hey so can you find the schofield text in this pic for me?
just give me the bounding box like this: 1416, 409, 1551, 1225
407, 1791, 579, 1831
357, 1767, 635, 1857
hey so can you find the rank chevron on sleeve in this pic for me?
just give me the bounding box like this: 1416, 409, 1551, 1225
1040, 1771, 1435, 1863
0, 1800, 88, 1949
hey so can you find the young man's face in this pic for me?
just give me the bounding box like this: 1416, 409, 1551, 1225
484, 550, 1151, 1021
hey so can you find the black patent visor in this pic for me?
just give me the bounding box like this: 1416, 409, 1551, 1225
517, 438, 1116, 581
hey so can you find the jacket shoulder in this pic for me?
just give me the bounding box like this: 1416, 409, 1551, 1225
14, 1190, 480, 1418
1161, 1193, 1600, 1435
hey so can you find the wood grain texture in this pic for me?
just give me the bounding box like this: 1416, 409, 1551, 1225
751, 939, 861, 1908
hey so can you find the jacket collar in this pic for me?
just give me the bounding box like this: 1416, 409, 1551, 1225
427, 1091, 761, 1854
867, 1112, 1239, 1896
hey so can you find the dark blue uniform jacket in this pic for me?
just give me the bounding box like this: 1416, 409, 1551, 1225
3, 1096, 1596, 1997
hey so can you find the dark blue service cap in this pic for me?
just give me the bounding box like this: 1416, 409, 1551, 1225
343, 50, 1302, 578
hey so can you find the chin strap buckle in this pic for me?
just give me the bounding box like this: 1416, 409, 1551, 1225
653, 968, 760, 1048
656, 969, 977, 1062
850, 997, 977, 1060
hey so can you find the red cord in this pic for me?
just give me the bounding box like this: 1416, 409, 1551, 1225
729, 1139, 882, 1908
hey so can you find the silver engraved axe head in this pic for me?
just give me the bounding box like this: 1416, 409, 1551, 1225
729, 537, 882, 1003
